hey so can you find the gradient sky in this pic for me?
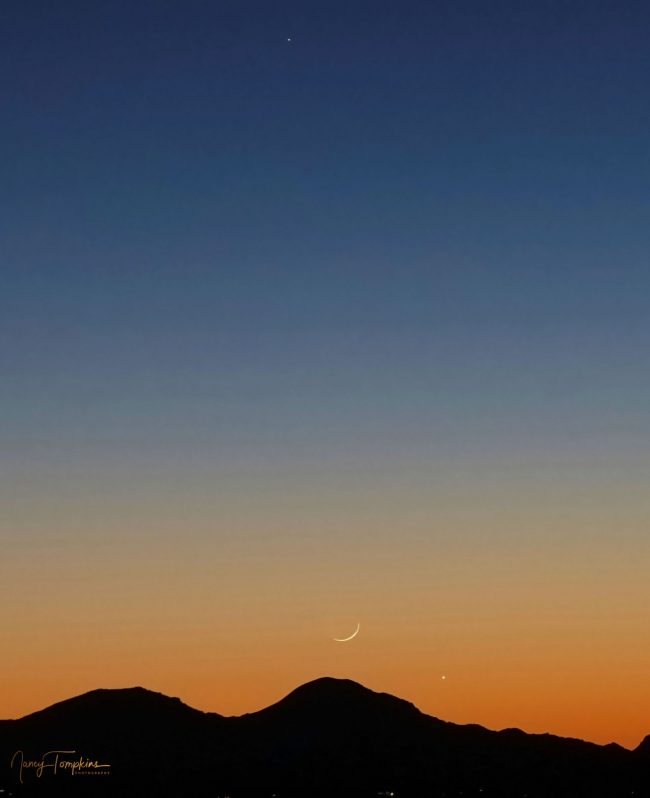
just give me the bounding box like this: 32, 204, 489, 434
2, 1, 650, 748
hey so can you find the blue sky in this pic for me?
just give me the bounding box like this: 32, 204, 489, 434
3, 0, 650, 465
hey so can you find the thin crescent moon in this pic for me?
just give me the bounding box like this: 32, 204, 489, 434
333, 622, 360, 642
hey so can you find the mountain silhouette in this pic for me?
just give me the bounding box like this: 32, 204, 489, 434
1, 677, 647, 797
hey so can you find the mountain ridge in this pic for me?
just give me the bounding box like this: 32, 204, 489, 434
1, 677, 647, 797
4, 677, 641, 750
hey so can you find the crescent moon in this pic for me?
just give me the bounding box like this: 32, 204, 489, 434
333, 622, 360, 642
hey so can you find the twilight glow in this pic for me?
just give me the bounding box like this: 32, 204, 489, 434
2, 1, 650, 750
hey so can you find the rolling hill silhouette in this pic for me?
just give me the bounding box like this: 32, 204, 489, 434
1, 677, 647, 797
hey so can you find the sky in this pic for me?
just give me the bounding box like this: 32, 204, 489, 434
2, 0, 650, 748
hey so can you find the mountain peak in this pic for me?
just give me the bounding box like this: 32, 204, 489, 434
252, 675, 423, 724
287, 675, 373, 697
20, 685, 214, 726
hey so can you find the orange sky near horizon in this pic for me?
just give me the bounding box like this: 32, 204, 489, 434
3, 456, 649, 750
3, 624, 649, 750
